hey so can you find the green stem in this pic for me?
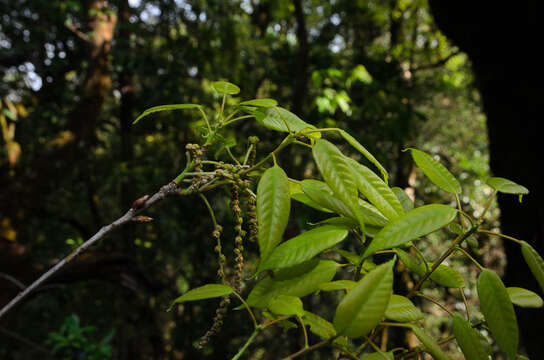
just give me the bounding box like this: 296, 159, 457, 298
407, 225, 479, 298
223, 115, 255, 126
296, 315, 309, 348
226, 146, 241, 165
198, 106, 212, 134
459, 288, 471, 322
478, 229, 524, 245
281, 338, 333, 360
219, 93, 226, 121
199, 194, 217, 228
174, 160, 195, 184
243, 144, 254, 165
477, 190, 497, 225
232, 291, 258, 329
416, 292, 454, 316
230, 329, 258, 360
455, 246, 484, 270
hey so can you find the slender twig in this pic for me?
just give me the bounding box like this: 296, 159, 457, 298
456, 246, 484, 270
223, 115, 255, 126
226, 146, 241, 165
230, 329, 259, 360
477, 190, 497, 225
459, 288, 471, 322
199, 194, 217, 228
296, 315, 309, 348
407, 225, 478, 298
416, 292, 454, 316
455, 194, 467, 229
243, 144, 254, 165
478, 229, 524, 245
0, 273, 26, 290
0, 181, 182, 320
198, 106, 212, 134
232, 292, 258, 329
282, 338, 333, 359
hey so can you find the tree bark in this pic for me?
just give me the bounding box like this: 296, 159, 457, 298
429, 1, 542, 356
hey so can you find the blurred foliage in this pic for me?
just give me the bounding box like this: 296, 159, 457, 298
0, 0, 493, 359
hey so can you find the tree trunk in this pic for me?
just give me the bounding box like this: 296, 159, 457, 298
429, 1, 542, 356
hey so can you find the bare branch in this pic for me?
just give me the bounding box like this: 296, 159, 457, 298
0, 181, 180, 320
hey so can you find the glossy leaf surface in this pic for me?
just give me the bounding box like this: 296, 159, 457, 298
268, 295, 305, 316
348, 158, 404, 220
333, 260, 394, 338
238, 98, 278, 107
385, 295, 423, 322
430, 265, 465, 288
247, 260, 337, 308
303, 312, 336, 340
392, 187, 414, 212
259, 225, 348, 271
133, 104, 200, 124
487, 177, 529, 195
363, 204, 457, 258
411, 325, 451, 360
338, 129, 389, 183
171, 284, 232, 304
257, 166, 291, 261
452, 314, 489, 360
312, 139, 362, 228
409, 148, 461, 194
319, 280, 357, 292
212, 80, 240, 94
507, 287, 543, 308
289, 179, 332, 213
521, 241, 544, 293
477, 269, 518, 359
255, 107, 318, 136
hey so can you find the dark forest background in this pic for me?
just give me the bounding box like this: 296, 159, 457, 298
0, 0, 539, 359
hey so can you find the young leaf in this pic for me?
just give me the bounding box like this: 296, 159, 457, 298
338, 129, 389, 183
333, 260, 394, 338
394, 248, 426, 276
212, 80, 240, 95
347, 158, 404, 220
521, 241, 544, 294
301, 180, 354, 218
487, 177, 529, 195
257, 166, 291, 261
247, 260, 337, 308
334, 249, 361, 266
170, 284, 232, 305
362, 204, 457, 258
255, 106, 319, 136
303, 311, 337, 340
429, 265, 465, 288
507, 287, 544, 308
289, 179, 332, 213
312, 140, 360, 223
259, 225, 349, 271
360, 352, 394, 360
408, 148, 461, 194
385, 295, 423, 322
268, 295, 305, 316
410, 325, 451, 360
319, 280, 357, 292
391, 187, 414, 212
452, 313, 490, 360
316, 217, 359, 229
477, 269, 519, 359
132, 104, 200, 124
238, 98, 278, 107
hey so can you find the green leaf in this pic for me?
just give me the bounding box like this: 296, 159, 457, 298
477, 269, 518, 359
301, 180, 388, 227
319, 280, 357, 292
347, 158, 404, 220
289, 179, 332, 213
333, 260, 394, 338
430, 265, 465, 288
255, 107, 319, 137
392, 187, 414, 212
247, 260, 337, 308
268, 295, 305, 316
316, 217, 359, 229
521, 241, 544, 294
259, 225, 349, 271
257, 166, 291, 261
360, 352, 394, 360
238, 98, 278, 107
362, 204, 457, 258
452, 314, 490, 360
303, 312, 336, 340
408, 148, 461, 194
507, 287, 544, 308
132, 104, 200, 124
312, 139, 362, 228
410, 325, 451, 360
212, 81, 240, 95
394, 248, 426, 276
170, 284, 232, 305
487, 177, 529, 195
334, 249, 361, 266
385, 295, 423, 322
338, 129, 389, 184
